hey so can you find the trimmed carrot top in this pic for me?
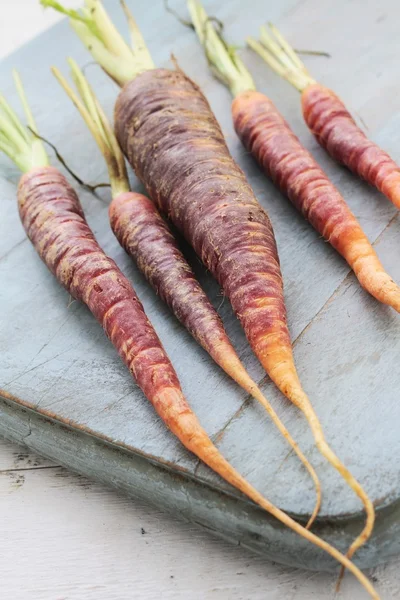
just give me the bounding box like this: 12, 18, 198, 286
41, 0, 154, 86
187, 0, 255, 97
247, 24, 316, 92
0, 71, 48, 172
52, 58, 129, 196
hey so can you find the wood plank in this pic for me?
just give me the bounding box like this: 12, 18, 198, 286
0, 437, 55, 472
1, 436, 399, 600
1, 0, 400, 571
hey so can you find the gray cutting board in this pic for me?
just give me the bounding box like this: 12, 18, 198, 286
1, 0, 400, 573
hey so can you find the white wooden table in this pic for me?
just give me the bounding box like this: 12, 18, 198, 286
1, 3, 400, 599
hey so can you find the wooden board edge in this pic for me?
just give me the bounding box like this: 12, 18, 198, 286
1, 393, 399, 572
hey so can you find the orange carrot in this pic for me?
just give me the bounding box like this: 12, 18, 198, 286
51, 60, 322, 524
247, 24, 400, 210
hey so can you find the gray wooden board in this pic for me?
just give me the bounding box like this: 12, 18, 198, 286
0, 0, 399, 572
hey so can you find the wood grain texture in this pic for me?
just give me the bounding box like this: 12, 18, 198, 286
1, 438, 400, 600
1, 0, 400, 572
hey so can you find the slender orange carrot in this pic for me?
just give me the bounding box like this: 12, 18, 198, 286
247, 23, 400, 210
51, 59, 322, 526
186, 0, 378, 568
40, 2, 380, 595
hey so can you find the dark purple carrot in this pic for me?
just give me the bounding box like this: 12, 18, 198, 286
51, 60, 322, 522
0, 72, 334, 563
247, 24, 400, 210
40, 2, 380, 594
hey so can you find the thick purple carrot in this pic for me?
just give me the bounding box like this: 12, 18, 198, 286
52, 61, 322, 524
40, 2, 380, 595
247, 23, 400, 210
1, 73, 330, 557
114, 68, 293, 394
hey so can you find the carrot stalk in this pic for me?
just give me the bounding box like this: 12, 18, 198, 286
248, 23, 400, 211
186, 0, 380, 565
41, 2, 380, 596
52, 58, 322, 526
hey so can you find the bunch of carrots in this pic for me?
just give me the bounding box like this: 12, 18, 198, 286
0, 0, 398, 597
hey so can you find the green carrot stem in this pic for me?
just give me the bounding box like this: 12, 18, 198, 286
247, 23, 316, 92
52, 59, 130, 197
0, 72, 48, 172
187, 0, 255, 97
41, 0, 154, 86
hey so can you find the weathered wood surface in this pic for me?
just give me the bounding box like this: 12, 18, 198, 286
3, 438, 400, 600
1, 0, 400, 571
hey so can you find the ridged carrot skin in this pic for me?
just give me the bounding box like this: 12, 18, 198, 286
232, 90, 400, 312
18, 166, 183, 406
302, 83, 400, 210
109, 191, 268, 391
114, 69, 297, 404
109, 191, 244, 375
